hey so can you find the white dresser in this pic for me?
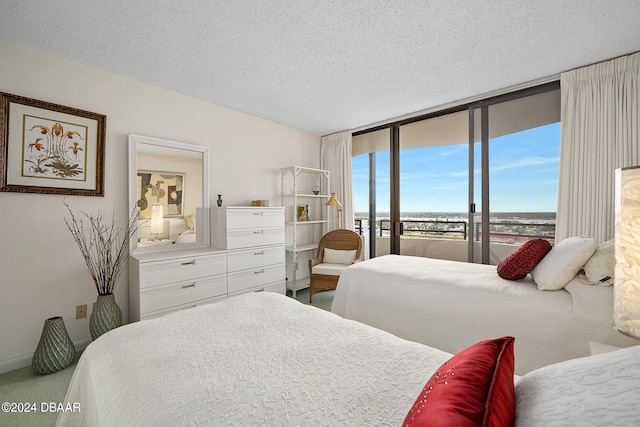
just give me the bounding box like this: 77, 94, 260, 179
215, 206, 286, 296
130, 206, 285, 321
129, 248, 228, 321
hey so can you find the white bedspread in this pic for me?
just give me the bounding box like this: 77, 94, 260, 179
332, 255, 636, 375
515, 345, 640, 426
57, 292, 452, 427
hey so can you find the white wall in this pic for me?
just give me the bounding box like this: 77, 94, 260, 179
0, 41, 320, 371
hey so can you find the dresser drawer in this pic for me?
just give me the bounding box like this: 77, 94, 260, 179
140, 276, 227, 315
227, 246, 284, 272
227, 263, 285, 294
140, 294, 227, 320
225, 208, 284, 230
228, 280, 286, 298
139, 253, 227, 288
225, 227, 284, 249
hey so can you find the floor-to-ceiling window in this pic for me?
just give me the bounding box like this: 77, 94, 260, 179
352, 82, 560, 263
352, 128, 390, 258
470, 87, 560, 263
398, 110, 469, 259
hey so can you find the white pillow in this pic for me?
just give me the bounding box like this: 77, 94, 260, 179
323, 248, 357, 265
531, 237, 596, 290
578, 239, 614, 286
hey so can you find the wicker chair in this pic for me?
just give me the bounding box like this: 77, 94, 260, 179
308, 229, 363, 303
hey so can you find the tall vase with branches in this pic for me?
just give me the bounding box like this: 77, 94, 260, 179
64, 201, 139, 339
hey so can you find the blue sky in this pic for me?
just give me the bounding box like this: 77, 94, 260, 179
352, 122, 560, 213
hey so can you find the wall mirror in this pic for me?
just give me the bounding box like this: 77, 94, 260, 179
128, 134, 209, 253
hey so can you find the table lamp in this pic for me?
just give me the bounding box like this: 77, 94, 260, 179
150, 204, 163, 240
613, 166, 640, 340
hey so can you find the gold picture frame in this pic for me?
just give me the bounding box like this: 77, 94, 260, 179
297, 204, 308, 222
0, 92, 106, 196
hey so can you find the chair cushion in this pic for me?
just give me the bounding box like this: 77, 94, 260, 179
323, 248, 357, 264
311, 263, 350, 276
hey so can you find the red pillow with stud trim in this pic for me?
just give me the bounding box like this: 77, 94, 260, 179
403, 336, 515, 427
497, 239, 552, 280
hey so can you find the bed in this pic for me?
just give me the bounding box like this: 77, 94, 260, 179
57, 292, 639, 426
331, 254, 638, 375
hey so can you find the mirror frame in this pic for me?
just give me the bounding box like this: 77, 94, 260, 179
128, 134, 210, 254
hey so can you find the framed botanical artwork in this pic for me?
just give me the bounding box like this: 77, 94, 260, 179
0, 92, 106, 196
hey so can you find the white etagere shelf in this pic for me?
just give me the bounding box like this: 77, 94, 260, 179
280, 166, 331, 297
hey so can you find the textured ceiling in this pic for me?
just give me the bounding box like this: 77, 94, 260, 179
1, 1, 640, 136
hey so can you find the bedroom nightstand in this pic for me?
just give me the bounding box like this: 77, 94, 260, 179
589, 341, 622, 356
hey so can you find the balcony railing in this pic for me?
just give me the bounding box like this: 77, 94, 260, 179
354, 218, 555, 243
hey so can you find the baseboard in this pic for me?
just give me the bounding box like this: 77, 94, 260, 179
0, 338, 92, 374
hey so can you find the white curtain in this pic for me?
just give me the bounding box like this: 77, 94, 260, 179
556, 52, 640, 244
320, 131, 353, 231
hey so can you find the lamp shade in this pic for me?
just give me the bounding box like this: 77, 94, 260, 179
325, 192, 343, 229
150, 205, 163, 235
325, 192, 342, 208
613, 166, 640, 339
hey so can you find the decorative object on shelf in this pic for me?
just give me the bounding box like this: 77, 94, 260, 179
312, 185, 320, 195
251, 200, 269, 207
90, 293, 123, 340
297, 205, 307, 222
150, 204, 163, 240
614, 166, 640, 340
217, 195, 223, 207
32, 316, 75, 375
64, 201, 138, 339
326, 192, 343, 229
0, 92, 106, 196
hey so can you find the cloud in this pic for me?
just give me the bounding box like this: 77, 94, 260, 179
490, 156, 559, 172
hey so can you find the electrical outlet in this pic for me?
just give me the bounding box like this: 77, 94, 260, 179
76, 304, 87, 319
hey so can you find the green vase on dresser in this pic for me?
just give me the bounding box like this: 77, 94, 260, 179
90, 293, 122, 340
32, 316, 75, 375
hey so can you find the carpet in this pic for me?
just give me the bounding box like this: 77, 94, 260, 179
0, 352, 81, 427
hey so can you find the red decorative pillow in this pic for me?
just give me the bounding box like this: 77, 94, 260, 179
403, 336, 515, 427
497, 239, 552, 280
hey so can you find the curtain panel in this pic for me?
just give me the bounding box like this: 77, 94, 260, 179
556, 52, 640, 244
320, 131, 354, 231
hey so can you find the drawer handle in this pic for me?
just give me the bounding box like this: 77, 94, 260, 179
254, 251, 265, 255
254, 288, 264, 292
181, 260, 196, 266
253, 212, 264, 216
181, 283, 196, 289
253, 230, 264, 235
254, 269, 265, 275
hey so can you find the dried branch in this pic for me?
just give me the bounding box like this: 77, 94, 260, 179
64, 201, 139, 295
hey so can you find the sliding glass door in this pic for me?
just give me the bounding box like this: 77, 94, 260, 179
470, 87, 561, 263
352, 128, 390, 259
398, 111, 469, 260
352, 83, 560, 262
